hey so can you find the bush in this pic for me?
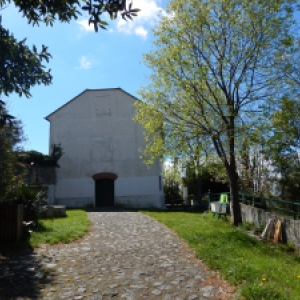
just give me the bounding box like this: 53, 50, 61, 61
3, 187, 47, 225
164, 178, 182, 203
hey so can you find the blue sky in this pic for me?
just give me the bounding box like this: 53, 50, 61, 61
1, 0, 169, 154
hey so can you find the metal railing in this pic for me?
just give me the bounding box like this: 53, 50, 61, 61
207, 191, 300, 220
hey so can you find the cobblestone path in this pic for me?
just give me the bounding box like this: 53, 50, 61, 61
0, 211, 235, 299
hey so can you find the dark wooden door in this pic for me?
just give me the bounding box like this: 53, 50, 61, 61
95, 179, 115, 207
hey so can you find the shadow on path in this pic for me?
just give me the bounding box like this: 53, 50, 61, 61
0, 239, 54, 299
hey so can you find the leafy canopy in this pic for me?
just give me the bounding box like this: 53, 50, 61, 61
0, 27, 52, 98
136, 0, 296, 167
0, 0, 139, 29
135, 0, 297, 225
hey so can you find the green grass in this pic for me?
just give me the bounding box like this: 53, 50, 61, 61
29, 209, 90, 247
140, 209, 300, 300
1, 209, 90, 252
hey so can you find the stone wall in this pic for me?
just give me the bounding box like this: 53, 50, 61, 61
240, 203, 300, 249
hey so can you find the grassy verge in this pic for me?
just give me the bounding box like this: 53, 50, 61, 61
29, 209, 90, 247
1, 209, 90, 252
140, 209, 300, 300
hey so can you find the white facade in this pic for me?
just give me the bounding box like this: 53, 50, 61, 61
46, 88, 164, 208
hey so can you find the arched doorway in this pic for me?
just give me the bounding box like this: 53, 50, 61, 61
92, 172, 118, 207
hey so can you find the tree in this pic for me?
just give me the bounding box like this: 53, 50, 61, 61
0, 101, 24, 198
135, 0, 296, 225
0, 27, 53, 98
264, 97, 300, 200
0, 99, 14, 126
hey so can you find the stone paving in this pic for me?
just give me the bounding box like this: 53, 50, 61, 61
0, 211, 235, 299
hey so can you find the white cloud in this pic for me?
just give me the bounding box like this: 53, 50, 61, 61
135, 26, 147, 39
79, 56, 92, 69
77, 19, 94, 32
76, 1, 168, 39
116, 0, 167, 38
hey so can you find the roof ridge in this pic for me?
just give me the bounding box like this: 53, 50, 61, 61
45, 88, 140, 121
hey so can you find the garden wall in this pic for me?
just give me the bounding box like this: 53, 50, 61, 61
240, 203, 300, 249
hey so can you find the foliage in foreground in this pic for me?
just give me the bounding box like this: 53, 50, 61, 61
140, 210, 300, 300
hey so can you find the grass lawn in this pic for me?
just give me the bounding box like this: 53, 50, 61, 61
140, 209, 300, 300
29, 209, 90, 247
0, 209, 90, 252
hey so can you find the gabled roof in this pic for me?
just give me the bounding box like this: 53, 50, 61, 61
45, 87, 140, 121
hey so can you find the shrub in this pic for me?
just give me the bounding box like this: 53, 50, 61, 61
4, 187, 47, 226
164, 178, 182, 203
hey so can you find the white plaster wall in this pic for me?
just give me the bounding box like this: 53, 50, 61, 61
115, 176, 160, 196
55, 178, 94, 198
47, 89, 164, 207
53, 176, 164, 208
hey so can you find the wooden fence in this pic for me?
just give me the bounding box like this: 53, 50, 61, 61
0, 203, 24, 242
0, 186, 46, 243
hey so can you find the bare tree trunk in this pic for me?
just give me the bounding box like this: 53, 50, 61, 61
228, 166, 242, 225
228, 116, 243, 225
